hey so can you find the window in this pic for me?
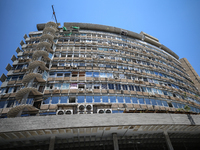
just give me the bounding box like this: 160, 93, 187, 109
6, 100, 15, 108
162, 101, 168, 107
86, 72, 92, 77
100, 72, 107, 78
129, 85, 134, 91
86, 96, 93, 103
135, 86, 140, 91
93, 72, 99, 78
138, 98, 145, 104
51, 97, 59, 104
43, 97, 51, 104
150, 99, 157, 105
69, 97, 76, 103
70, 83, 77, 89
60, 96, 68, 103
0, 101, 6, 108
141, 87, 147, 92
26, 98, 33, 104
117, 97, 124, 103
108, 84, 114, 89
156, 100, 162, 106
77, 96, 85, 103
107, 73, 113, 78
54, 83, 62, 89
171, 102, 177, 108
64, 72, 71, 77
125, 97, 131, 103
101, 84, 107, 89
145, 99, 151, 105
110, 96, 116, 103
132, 97, 138, 104
102, 96, 108, 103
62, 83, 70, 89
112, 110, 124, 113
115, 84, 121, 90
8, 87, 13, 93
94, 96, 101, 103
122, 85, 128, 90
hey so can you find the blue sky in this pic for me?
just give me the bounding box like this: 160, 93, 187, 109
0, 0, 200, 84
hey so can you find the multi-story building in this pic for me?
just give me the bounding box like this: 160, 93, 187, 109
0, 21, 200, 150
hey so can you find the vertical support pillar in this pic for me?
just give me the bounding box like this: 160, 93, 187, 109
112, 133, 119, 150
49, 135, 55, 150
163, 131, 174, 150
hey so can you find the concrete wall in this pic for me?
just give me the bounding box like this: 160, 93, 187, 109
0, 113, 199, 133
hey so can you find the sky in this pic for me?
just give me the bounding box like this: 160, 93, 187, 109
0, 0, 200, 85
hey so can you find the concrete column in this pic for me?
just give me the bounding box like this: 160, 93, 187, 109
49, 135, 55, 150
163, 131, 174, 150
112, 133, 119, 150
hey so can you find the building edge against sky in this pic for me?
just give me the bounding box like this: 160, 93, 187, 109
0, 21, 200, 149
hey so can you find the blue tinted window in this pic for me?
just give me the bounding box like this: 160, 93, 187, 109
43, 97, 51, 104
86, 72, 92, 77
162, 101, 168, 107
108, 84, 114, 89
138, 98, 144, 104
94, 96, 101, 103
26, 98, 33, 104
77, 96, 85, 103
177, 103, 182, 108
117, 97, 124, 103
86, 96, 93, 103
135, 86, 140, 91
129, 85, 134, 91
6, 100, 15, 108
60, 96, 68, 103
122, 85, 128, 90
51, 97, 59, 104
93, 72, 99, 77
144, 99, 151, 105
156, 100, 162, 106
110, 96, 116, 103
102, 96, 108, 102
151, 99, 157, 105
125, 97, 131, 103
112, 110, 124, 113
172, 102, 178, 108
131, 97, 138, 104
115, 84, 121, 90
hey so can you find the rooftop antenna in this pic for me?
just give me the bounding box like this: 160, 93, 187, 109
51, 5, 58, 23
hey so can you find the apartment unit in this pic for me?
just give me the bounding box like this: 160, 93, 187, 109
0, 21, 200, 150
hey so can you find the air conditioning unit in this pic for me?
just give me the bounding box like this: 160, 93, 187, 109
56, 110, 65, 115
65, 109, 73, 115
97, 109, 105, 114
105, 109, 112, 114
86, 104, 93, 111
78, 104, 85, 111
139, 79, 143, 81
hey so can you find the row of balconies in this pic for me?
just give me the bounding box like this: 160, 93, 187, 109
48, 66, 192, 89
50, 51, 186, 79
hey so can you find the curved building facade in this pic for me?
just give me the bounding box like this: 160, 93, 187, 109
0, 22, 200, 150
